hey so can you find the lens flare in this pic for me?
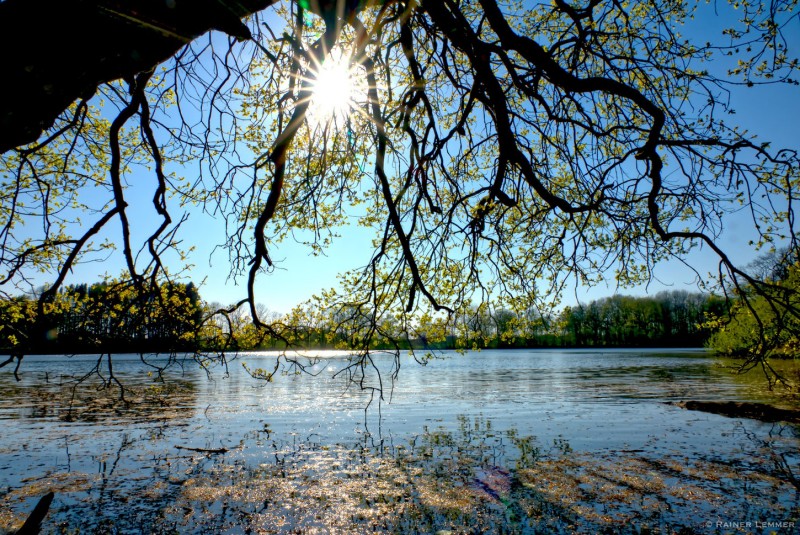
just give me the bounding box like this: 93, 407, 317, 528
306, 51, 362, 128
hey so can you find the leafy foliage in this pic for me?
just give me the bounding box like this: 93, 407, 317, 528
196, 289, 724, 350
0, 280, 203, 353
559, 291, 727, 348
708, 264, 800, 359
1, 0, 799, 381
704, 248, 800, 391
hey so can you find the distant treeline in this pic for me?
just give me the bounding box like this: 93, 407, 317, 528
554, 291, 727, 348
276, 290, 726, 351
420, 290, 726, 350
1, 282, 723, 354
4, 254, 796, 359
705, 251, 800, 360
0, 281, 203, 354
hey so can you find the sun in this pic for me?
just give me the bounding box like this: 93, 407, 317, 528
306, 51, 363, 128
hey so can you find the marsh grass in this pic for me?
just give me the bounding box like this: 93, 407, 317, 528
2, 352, 799, 533
5, 417, 796, 534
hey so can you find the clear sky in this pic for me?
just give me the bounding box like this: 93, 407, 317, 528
195, 82, 797, 314
58, 2, 800, 315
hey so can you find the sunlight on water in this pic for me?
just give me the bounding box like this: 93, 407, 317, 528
0, 350, 797, 533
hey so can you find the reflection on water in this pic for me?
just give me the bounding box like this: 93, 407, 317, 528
0, 349, 798, 533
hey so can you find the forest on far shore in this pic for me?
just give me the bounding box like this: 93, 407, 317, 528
0, 281, 726, 354
5, 247, 800, 357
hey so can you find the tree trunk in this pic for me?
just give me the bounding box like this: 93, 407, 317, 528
0, 0, 276, 153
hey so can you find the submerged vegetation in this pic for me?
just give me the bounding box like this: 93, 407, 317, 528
0, 353, 800, 535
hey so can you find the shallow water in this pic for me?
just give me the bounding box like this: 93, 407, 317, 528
0, 349, 798, 533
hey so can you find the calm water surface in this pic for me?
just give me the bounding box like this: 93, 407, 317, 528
1, 349, 798, 533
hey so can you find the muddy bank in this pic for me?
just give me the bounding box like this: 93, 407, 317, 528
670, 400, 800, 423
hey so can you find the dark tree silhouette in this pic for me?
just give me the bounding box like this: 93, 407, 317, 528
0, 0, 276, 152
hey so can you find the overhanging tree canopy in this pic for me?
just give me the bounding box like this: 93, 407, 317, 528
1, 0, 799, 373
0, 0, 276, 152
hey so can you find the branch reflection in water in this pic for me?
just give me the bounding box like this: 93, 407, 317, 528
0, 349, 798, 533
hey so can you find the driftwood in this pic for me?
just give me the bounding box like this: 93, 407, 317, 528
175, 445, 228, 454
670, 400, 800, 424
0, 354, 24, 381
14, 492, 54, 535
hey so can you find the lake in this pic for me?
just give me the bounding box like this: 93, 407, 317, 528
1, 349, 798, 534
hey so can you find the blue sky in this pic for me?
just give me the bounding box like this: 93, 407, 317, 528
54, 2, 800, 314
198, 83, 797, 314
